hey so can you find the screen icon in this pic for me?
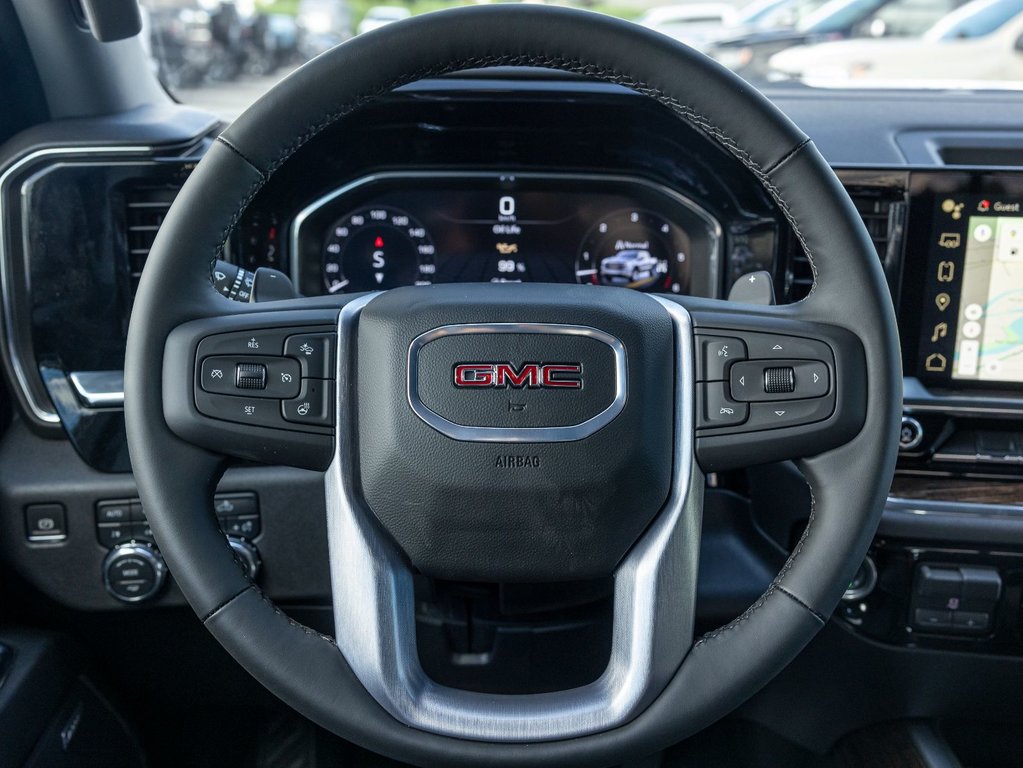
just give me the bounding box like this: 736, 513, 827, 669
937, 261, 955, 282
935, 293, 951, 311
925, 353, 948, 372
938, 233, 961, 249
941, 199, 965, 220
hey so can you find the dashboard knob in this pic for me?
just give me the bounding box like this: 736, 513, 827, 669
102, 543, 167, 603
227, 536, 261, 581
899, 416, 924, 451
842, 556, 878, 602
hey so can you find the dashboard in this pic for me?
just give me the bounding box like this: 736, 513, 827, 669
7, 76, 1023, 655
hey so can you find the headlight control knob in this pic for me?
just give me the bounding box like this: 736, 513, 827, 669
103, 543, 167, 603
227, 536, 261, 580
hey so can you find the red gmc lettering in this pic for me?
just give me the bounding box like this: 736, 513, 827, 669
494, 363, 540, 388
540, 364, 583, 388
453, 363, 582, 389
453, 364, 495, 387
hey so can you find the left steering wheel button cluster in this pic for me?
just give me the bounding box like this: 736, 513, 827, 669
194, 327, 336, 430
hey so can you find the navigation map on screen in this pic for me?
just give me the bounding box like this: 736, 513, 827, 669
953, 215, 1023, 382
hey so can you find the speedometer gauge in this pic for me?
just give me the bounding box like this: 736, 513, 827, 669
576, 209, 692, 294
322, 206, 434, 293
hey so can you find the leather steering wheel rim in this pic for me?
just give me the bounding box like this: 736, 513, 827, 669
124, 6, 901, 766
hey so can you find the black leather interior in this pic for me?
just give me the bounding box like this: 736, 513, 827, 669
124, 5, 900, 765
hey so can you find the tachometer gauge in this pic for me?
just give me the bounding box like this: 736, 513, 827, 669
576, 209, 692, 294
322, 206, 434, 293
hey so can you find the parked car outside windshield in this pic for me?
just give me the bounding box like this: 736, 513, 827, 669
143, 0, 1023, 122
769, 0, 1023, 83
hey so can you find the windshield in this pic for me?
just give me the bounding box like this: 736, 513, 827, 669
142, 0, 1023, 120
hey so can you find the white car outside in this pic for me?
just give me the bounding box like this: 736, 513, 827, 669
357, 6, 412, 35
768, 0, 1023, 83
637, 4, 738, 49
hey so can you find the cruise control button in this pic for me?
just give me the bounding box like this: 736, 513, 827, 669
285, 333, 335, 379
197, 329, 290, 357
696, 336, 747, 382
195, 390, 291, 429
746, 397, 834, 430
282, 380, 334, 426
697, 382, 748, 428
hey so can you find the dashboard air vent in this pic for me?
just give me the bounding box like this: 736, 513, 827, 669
785, 186, 906, 303
125, 185, 179, 293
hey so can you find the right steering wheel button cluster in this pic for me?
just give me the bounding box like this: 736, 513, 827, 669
695, 330, 836, 434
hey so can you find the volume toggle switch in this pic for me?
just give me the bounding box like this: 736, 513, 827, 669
764, 367, 795, 394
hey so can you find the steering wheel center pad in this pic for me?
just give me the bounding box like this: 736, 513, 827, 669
357, 284, 674, 582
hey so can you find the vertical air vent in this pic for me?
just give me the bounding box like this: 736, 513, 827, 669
785, 186, 906, 303
125, 186, 179, 294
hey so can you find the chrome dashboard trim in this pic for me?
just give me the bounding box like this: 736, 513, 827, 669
323, 293, 701, 742
289, 170, 723, 294
0, 145, 152, 425
903, 377, 1023, 418
407, 322, 627, 443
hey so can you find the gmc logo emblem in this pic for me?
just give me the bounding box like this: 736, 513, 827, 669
453, 362, 583, 389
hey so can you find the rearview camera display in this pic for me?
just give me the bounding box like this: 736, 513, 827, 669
952, 214, 1023, 382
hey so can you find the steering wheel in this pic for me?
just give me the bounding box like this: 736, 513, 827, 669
124, 6, 900, 765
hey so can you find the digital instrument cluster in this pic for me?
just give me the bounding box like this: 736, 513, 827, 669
290, 173, 722, 299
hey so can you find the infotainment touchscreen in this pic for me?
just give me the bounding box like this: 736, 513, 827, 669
918, 194, 1023, 387
952, 213, 1023, 382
